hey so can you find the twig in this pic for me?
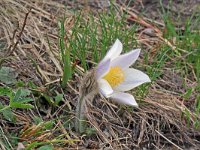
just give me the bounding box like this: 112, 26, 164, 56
118, 4, 178, 51
120, 6, 162, 35
155, 130, 183, 150
6, 9, 32, 57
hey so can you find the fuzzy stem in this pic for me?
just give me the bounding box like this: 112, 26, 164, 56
75, 94, 87, 133
75, 70, 97, 134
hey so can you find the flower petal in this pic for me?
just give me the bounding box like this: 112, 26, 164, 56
111, 49, 141, 69
110, 92, 138, 107
114, 68, 151, 91
98, 79, 113, 98
96, 58, 111, 79
104, 39, 122, 61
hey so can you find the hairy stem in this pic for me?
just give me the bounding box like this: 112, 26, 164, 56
75, 70, 97, 133
75, 95, 87, 133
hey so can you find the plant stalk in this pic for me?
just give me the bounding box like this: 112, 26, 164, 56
75, 70, 98, 134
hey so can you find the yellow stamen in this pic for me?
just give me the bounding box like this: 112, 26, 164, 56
103, 66, 124, 87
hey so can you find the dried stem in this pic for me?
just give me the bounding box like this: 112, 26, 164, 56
6, 9, 32, 57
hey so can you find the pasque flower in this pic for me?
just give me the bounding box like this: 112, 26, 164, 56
95, 39, 151, 106
76, 39, 151, 133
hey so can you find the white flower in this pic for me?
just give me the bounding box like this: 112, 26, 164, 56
95, 39, 151, 107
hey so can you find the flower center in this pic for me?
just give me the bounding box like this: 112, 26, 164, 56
103, 66, 124, 88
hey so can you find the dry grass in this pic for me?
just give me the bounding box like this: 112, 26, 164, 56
0, 0, 200, 149
0, 0, 72, 82
84, 88, 200, 149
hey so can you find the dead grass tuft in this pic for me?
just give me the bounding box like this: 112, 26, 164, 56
0, 0, 72, 85
85, 87, 200, 149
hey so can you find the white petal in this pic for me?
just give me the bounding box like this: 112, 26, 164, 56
111, 49, 141, 69
110, 92, 138, 107
96, 59, 111, 79
104, 39, 122, 61
98, 79, 113, 98
114, 68, 151, 91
